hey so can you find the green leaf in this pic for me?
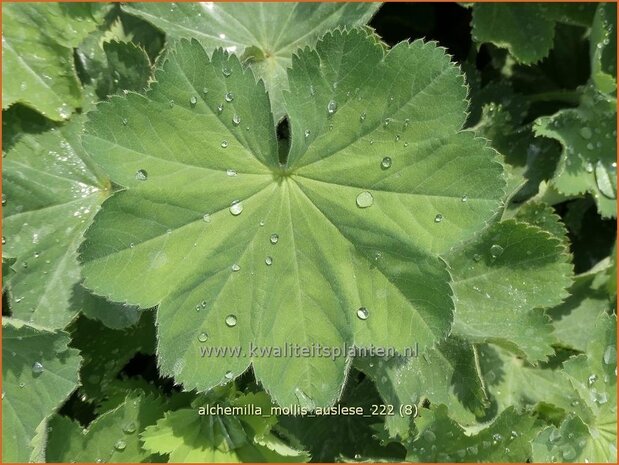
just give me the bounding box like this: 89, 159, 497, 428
47, 391, 167, 463
470, 3, 596, 65
2, 2, 109, 120
76, 286, 142, 330
3, 115, 111, 329
446, 220, 573, 361
80, 31, 505, 407
2, 318, 82, 462
406, 405, 539, 462
590, 3, 617, 95
356, 337, 488, 438
534, 85, 617, 218
103, 40, 151, 93
122, 2, 380, 120
141, 391, 309, 462
512, 202, 568, 242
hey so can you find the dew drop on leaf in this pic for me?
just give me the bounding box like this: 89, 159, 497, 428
490, 244, 504, 258
114, 439, 127, 451
603, 345, 616, 364
356, 191, 374, 208
197, 332, 208, 342
168, 99, 174, 108
222, 66, 231, 77
381, 157, 392, 169
327, 99, 337, 115
226, 168, 237, 177
360, 112, 366, 122
588, 374, 598, 385
202, 87, 208, 95
461, 194, 468, 202
434, 214, 443, 223
594, 160, 617, 199
229, 200, 243, 216
217, 103, 224, 114
31, 361, 44, 375
579, 127, 593, 139
232, 114, 241, 126
231, 263, 240, 272
225, 314, 237, 327
423, 430, 436, 443
2, 237, 5, 245
356, 307, 369, 320
224, 370, 234, 380
122, 422, 136, 434
270, 233, 279, 244
1, 194, 6, 206
304, 129, 311, 138
265, 256, 273, 266
225, 92, 234, 102
135, 169, 148, 181
122, 118, 128, 126
203, 213, 211, 223
221, 140, 229, 148
189, 95, 197, 107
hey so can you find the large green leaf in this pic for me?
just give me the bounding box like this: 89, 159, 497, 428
47, 391, 166, 463
446, 220, 573, 361
80, 31, 505, 407
2, 115, 111, 329
122, 2, 380, 120
2, 318, 82, 462
534, 85, 617, 218
2, 2, 109, 120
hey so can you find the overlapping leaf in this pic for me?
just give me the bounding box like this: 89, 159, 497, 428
80, 30, 505, 407
2, 115, 111, 329
534, 85, 617, 218
2, 318, 82, 462
2, 2, 110, 120
590, 2, 617, 95
122, 1, 380, 120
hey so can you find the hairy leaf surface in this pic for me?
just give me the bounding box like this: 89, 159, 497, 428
80, 31, 504, 407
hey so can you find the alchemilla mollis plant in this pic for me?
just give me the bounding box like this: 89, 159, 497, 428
2, 2, 617, 463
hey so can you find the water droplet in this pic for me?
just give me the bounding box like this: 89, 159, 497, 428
232, 114, 241, 126
594, 160, 617, 199
588, 374, 598, 385
381, 157, 392, 169
490, 244, 504, 259
562, 446, 576, 461
327, 100, 337, 115
461, 194, 468, 202
168, 99, 174, 108
222, 66, 231, 77
304, 129, 311, 138
226, 168, 237, 177
473, 253, 482, 262
198, 332, 208, 342
580, 127, 593, 139
203, 213, 211, 223
603, 345, 616, 364
2, 237, 5, 245
122, 118, 128, 126
231, 263, 240, 272
423, 430, 436, 443
270, 233, 279, 244
403, 118, 410, 128
135, 169, 148, 181
122, 422, 136, 434
32, 362, 44, 375
383, 118, 391, 128
585, 160, 594, 172
356, 191, 374, 208
225, 92, 234, 102
356, 307, 369, 320
229, 200, 243, 216
224, 370, 234, 380
1, 194, 6, 206
259, 219, 265, 227
202, 87, 209, 95
360, 112, 366, 122
265, 256, 273, 266
217, 103, 224, 114
225, 314, 237, 327
434, 214, 443, 223
189, 95, 198, 107
221, 140, 229, 148
114, 439, 127, 451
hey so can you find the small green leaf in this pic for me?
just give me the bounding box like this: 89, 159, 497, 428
406, 405, 539, 462
76, 286, 142, 330
80, 31, 505, 406
2, 115, 111, 329
447, 220, 573, 361
122, 2, 380, 120
47, 391, 167, 463
513, 202, 568, 242
2, 318, 82, 462
590, 2, 617, 95
534, 85, 617, 218
2, 3, 110, 120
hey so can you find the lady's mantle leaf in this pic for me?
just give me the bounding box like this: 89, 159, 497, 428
2, 116, 111, 329
122, 1, 380, 120
80, 30, 504, 407
2, 318, 82, 463
534, 86, 617, 218
2, 3, 110, 120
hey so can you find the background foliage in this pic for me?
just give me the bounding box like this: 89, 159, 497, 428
2, 2, 617, 463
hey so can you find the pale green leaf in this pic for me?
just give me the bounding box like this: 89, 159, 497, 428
2, 318, 82, 462
447, 220, 573, 361
2, 2, 109, 120
512, 202, 568, 242
122, 1, 380, 120
80, 31, 505, 406
406, 405, 539, 462
2, 115, 111, 329
76, 286, 142, 330
356, 337, 488, 438
47, 391, 166, 463
590, 2, 617, 95
534, 85, 617, 218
